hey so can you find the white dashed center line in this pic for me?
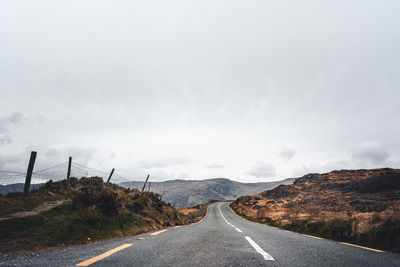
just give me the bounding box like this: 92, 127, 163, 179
234, 227, 243, 233
218, 204, 275, 261
244, 236, 275, 261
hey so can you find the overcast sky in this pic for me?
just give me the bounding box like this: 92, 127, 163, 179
1, 0, 399, 182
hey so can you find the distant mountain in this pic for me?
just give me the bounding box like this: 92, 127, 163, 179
120, 178, 295, 208
0, 183, 43, 195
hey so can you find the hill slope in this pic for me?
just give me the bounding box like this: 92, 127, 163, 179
231, 168, 400, 252
120, 178, 295, 208
0, 177, 195, 253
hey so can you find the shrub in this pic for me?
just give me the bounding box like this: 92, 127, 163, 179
73, 184, 122, 216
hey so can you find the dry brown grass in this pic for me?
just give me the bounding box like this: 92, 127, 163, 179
178, 208, 198, 215
232, 168, 400, 252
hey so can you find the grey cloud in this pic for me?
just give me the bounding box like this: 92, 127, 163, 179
120, 164, 191, 182
0, 153, 24, 171
137, 158, 191, 169
293, 160, 352, 177
0, 134, 12, 146
352, 142, 390, 166
247, 161, 277, 178
0, 113, 23, 132
279, 147, 295, 161
4, 113, 23, 124
0, 145, 97, 173
0, 113, 24, 146
45, 145, 97, 166
0, 1, 399, 182
206, 163, 225, 169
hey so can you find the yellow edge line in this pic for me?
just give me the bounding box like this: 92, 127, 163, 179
340, 242, 385, 253
303, 234, 323, 240
76, 243, 132, 266
150, 229, 168, 236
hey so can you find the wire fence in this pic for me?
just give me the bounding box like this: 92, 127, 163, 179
0, 159, 131, 195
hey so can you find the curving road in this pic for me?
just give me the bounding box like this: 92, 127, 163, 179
1, 202, 400, 266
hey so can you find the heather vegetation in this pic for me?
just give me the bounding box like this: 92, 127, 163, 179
0, 177, 197, 253
231, 168, 400, 253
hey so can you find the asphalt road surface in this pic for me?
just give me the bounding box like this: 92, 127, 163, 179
1, 202, 400, 266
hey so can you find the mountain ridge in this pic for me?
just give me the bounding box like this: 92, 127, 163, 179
120, 177, 295, 208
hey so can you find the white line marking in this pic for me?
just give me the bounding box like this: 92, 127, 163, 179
234, 227, 243, 233
149, 229, 167, 236
218, 203, 274, 261
302, 234, 322, 240
219, 204, 243, 232
244, 236, 275, 261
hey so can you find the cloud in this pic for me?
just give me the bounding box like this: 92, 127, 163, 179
0, 152, 25, 171
0, 113, 23, 132
0, 134, 12, 146
206, 163, 225, 169
293, 160, 351, 177
247, 161, 277, 178
0, 113, 24, 146
352, 141, 390, 166
137, 158, 191, 169
278, 147, 295, 161
3, 113, 23, 124
45, 144, 97, 166
0, 1, 400, 182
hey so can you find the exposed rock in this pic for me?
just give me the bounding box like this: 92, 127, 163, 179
237, 195, 251, 204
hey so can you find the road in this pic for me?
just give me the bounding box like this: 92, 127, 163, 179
1, 202, 399, 266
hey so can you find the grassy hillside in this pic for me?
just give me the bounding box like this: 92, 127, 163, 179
120, 178, 295, 208
0, 177, 196, 253
231, 168, 400, 253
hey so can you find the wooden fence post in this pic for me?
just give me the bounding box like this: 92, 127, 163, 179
107, 168, 115, 183
147, 182, 151, 192
67, 156, 72, 179
141, 174, 150, 192
24, 151, 37, 195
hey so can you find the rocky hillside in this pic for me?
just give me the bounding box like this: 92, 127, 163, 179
0, 177, 196, 253
120, 178, 295, 208
231, 168, 400, 252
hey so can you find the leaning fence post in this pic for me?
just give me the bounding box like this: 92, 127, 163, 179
67, 156, 72, 179
141, 174, 150, 192
107, 168, 115, 183
24, 151, 37, 195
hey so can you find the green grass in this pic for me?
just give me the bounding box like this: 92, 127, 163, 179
0, 203, 148, 252
0, 178, 190, 253
0, 192, 66, 217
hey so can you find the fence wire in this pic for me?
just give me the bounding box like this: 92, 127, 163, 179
0, 161, 131, 195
